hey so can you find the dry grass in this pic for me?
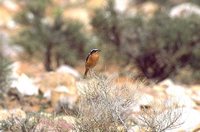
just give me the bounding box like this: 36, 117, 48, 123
75, 73, 183, 132
136, 101, 183, 132
75, 73, 138, 131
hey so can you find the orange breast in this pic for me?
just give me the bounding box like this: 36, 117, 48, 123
86, 53, 99, 68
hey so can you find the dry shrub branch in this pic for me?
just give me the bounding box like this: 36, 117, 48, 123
137, 101, 183, 132
76, 74, 138, 131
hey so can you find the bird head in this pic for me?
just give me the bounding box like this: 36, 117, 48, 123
90, 49, 101, 54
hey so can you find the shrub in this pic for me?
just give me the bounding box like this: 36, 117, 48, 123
0, 54, 11, 94
92, 0, 200, 82
0, 112, 74, 131
91, 0, 120, 47
13, 0, 89, 71
91, 0, 125, 65
136, 101, 183, 132
75, 74, 138, 131
75, 73, 183, 131
128, 13, 200, 82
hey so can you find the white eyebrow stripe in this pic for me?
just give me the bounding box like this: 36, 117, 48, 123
91, 49, 99, 52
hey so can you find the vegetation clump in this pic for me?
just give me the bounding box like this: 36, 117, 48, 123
0, 54, 11, 95
91, 0, 200, 82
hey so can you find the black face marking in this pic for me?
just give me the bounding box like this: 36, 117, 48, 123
86, 49, 100, 62
90, 49, 100, 54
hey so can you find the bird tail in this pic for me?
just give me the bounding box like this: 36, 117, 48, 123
84, 68, 89, 78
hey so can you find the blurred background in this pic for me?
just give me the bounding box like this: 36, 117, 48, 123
0, 0, 200, 83
0, 0, 200, 131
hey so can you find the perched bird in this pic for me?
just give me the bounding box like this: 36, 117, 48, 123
84, 49, 101, 78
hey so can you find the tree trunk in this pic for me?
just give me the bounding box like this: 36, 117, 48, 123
44, 43, 52, 71
55, 52, 61, 68
112, 25, 121, 52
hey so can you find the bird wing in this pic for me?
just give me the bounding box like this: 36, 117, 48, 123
85, 52, 91, 62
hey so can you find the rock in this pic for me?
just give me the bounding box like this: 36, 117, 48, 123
165, 108, 200, 131
166, 87, 195, 107
34, 116, 74, 131
0, 33, 23, 58
128, 125, 145, 132
0, 108, 26, 121
192, 94, 200, 106
165, 95, 196, 108
153, 85, 165, 92
131, 93, 154, 112
10, 62, 20, 78
38, 72, 76, 95
43, 89, 51, 100
170, 3, 200, 18
2, 0, 19, 12
54, 115, 76, 125
139, 2, 159, 16
138, 93, 154, 106
51, 85, 79, 111
159, 79, 195, 107
10, 61, 44, 78
190, 85, 200, 91
159, 79, 192, 96
158, 79, 174, 88
56, 65, 81, 79
11, 73, 39, 96
27, 112, 76, 131
133, 107, 200, 131
114, 0, 129, 13
165, 84, 186, 96
38, 72, 78, 110
190, 85, 200, 105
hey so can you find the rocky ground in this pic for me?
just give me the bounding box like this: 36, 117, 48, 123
0, 0, 200, 131
0, 60, 199, 131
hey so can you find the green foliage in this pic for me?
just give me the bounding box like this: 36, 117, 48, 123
131, 14, 200, 81
92, 0, 200, 82
91, 0, 122, 51
15, 0, 51, 25
191, 0, 200, 6
189, 44, 200, 69
0, 54, 11, 94
57, 20, 89, 66
13, 0, 89, 70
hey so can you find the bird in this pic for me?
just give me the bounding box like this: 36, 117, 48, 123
84, 49, 101, 78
